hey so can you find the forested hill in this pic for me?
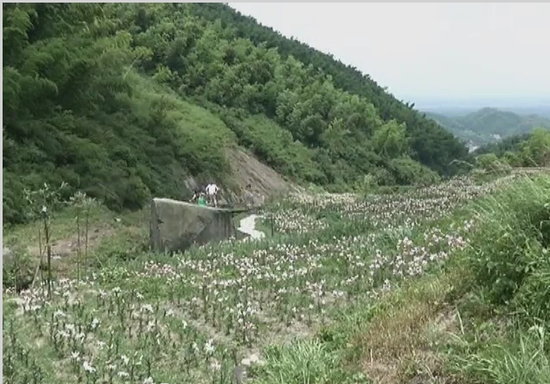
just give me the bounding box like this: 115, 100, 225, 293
425, 107, 550, 148
196, 4, 468, 173
3, 3, 469, 224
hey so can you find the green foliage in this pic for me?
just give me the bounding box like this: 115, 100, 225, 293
220, 112, 325, 183
114, 3, 469, 177
191, 4, 469, 175
2, 3, 235, 224
3, 3, 470, 224
462, 108, 550, 138
252, 340, 370, 384
450, 326, 550, 384
474, 133, 531, 157
475, 153, 512, 175
475, 128, 550, 169
522, 128, 550, 167
464, 176, 550, 322
2, 245, 34, 291
388, 156, 441, 186
501, 151, 523, 167
476, 153, 500, 169
369, 166, 397, 186
372, 120, 408, 158
354, 174, 379, 193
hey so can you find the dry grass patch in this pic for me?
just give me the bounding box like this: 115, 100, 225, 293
353, 271, 464, 384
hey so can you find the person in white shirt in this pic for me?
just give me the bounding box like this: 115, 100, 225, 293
205, 183, 220, 207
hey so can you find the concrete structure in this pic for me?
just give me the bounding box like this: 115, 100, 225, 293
150, 198, 253, 253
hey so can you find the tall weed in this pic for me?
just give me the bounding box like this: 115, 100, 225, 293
465, 176, 550, 319
450, 326, 550, 384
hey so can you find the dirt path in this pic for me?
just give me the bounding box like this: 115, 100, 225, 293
238, 214, 265, 240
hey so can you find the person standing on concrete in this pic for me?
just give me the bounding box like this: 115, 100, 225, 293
205, 183, 220, 207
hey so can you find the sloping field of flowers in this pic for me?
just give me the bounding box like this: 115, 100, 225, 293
266, 174, 521, 234
2, 175, 522, 384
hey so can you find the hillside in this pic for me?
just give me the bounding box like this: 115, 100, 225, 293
196, 4, 469, 174
426, 107, 550, 149
3, 3, 469, 225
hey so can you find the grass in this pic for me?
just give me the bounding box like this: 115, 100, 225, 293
448, 327, 550, 384
342, 174, 550, 384
3, 204, 149, 286
3, 173, 550, 384
254, 214, 276, 239
352, 274, 454, 372
249, 339, 371, 384
3, 204, 148, 253
444, 175, 550, 384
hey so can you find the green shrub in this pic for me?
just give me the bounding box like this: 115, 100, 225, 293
370, 166, 396, 186
221, 112, 325, 184
465, 176, 550, 321
502, 151, 523, 167
354, 174, 379, 193
2, 245, 35, 291
388, 156, 441, 186
475, 153, 512, 175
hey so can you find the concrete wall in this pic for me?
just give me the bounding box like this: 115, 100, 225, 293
150, 198, 239, 253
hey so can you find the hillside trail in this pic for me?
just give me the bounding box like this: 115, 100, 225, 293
238, 214, 265, 239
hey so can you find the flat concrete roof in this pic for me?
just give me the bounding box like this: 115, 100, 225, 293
152, 198, 258, 214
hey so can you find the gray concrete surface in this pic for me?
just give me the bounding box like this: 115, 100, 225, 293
150, 198, 244, 253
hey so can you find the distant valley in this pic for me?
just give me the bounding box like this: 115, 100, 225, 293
423, 107, 550, 150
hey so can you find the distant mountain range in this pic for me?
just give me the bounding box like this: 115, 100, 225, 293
423, 107, 550, 150
411, 97, 550, 118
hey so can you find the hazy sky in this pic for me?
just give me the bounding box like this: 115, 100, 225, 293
231, 3, 550, 106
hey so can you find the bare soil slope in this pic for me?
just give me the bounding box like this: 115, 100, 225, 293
225, 147, 302, 198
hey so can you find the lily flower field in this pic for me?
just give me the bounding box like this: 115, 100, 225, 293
3, 171, 550, 384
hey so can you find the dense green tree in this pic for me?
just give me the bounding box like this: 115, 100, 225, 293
372, 120, 408, 159
521, 128, 550, 167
